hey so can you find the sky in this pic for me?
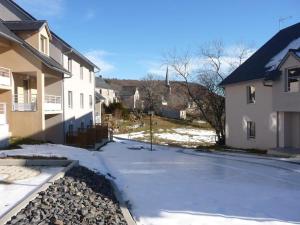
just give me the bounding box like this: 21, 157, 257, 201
15, 0, 300, 80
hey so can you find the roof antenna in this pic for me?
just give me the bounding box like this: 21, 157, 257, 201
278, 16, 293, 30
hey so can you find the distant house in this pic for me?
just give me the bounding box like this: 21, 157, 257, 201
220, 22, 300, 152
94, 92, 106, 124
95, 76, 117, 106
160, 106, 186, 120
119, 86, 140, 109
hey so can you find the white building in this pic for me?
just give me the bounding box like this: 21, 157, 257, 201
95, 76, 117, 106
221, 22, 300, 153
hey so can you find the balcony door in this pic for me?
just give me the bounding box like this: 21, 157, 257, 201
23, 79, 30, 104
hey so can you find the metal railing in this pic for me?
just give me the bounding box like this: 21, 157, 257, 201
44, 95, 62, 111
13, 94, 37, 111
0, 67, 11, 87
0, 102, 6, 124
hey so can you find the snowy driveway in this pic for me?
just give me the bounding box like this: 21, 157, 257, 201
100, 139, 300, 225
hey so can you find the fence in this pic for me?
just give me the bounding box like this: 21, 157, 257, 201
0, 67, 11, 87
44, 95, 62, 111
13, 94, 37, 111
0, 103, 6, 125
66, 124, 109, 148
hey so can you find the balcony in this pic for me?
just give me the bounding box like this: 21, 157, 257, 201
44, 95, 62, 112
0, 103, 7, 125
13, 94, 37, 111
0, 67, 11, 89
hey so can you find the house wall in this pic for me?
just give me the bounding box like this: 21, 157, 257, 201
96, 87, 116, 106
62, 53, 95, 131
283, 112, 300, 148
225, 79, 277, 150
45, 113, 64, 144
50, 42, 62, 64
0, 41, 64, 141
272, 55, 300, 112
95, 101, 102, 124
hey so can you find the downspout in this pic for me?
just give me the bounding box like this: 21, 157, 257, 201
276, 111, 279, 148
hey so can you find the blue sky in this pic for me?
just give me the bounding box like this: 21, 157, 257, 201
15, 0, 300, 79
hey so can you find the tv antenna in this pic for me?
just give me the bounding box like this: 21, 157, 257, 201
278, 16, 293, 30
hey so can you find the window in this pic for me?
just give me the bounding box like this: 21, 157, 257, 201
247, 86, 255, 104
80, 93, 84, 109
68, 59, 72, 73
89, 71, 92, 83
80, 121, 84, 129
68, 91, 73, 109
80, 66, 84, 80
40, 35, 47, 54
89, 95, 93, 109
247, 121, 255, 139
286, 68, 300, 92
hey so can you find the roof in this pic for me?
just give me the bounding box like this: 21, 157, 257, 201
119, 86, 138, 96
0, 21, 21, 43
2, 0, 98, 70
0, 21, 70, 75
95, 91, 106, 102
220, 22, 300, 86
95, 76, 113, 89
51, 32, 99, 70
3, 20, 46, 31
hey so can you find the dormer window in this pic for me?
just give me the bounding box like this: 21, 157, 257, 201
40, 35, 48, 54
246, 86, 255, 104
286, 68, 300, 92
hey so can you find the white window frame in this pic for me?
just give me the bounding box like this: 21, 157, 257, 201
247, 121, 256, 139
246, 85, 255, 104
89, 71, 92, 83
89, 95, 93, 109
40, 35, 47, 54
68, 91, 73, 109
286, 68, 300, 93
68, 59, 72, 73
80, 93, 84, 109
80, 66, 84, 80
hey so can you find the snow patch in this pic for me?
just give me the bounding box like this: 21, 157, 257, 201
266, 37, 300, 71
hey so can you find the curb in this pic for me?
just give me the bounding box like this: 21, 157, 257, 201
110, 180, 136, 225
0, 160, 78, 225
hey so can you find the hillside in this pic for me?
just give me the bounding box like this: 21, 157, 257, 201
105, 78, 206, 110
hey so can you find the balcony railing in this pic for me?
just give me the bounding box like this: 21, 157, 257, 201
0, 103, 6, 124
0, 67, 11, 87
13, 94, 37, 111
44, 95, 62, 111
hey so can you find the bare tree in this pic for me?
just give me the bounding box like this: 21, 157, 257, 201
140, 73, 164, 112
165, 41, 251, 145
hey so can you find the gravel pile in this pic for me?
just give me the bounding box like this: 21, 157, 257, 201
6, 166, 128, 225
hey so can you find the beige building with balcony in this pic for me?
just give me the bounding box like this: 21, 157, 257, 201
0, 20, 69, 147
0, 0, 99, 147
221, 22, 300, 153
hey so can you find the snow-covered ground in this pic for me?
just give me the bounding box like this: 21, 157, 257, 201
0, 166, 63, 217
115, 127, 216, 146
100, 139, 300, 225
1, 141, 300, 225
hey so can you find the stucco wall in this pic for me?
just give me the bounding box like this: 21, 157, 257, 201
96, 87, 116, 106
62, 54, 95, 130
272, 54, 300, 112
225, 80, 277, 150
45, 113, 64, 144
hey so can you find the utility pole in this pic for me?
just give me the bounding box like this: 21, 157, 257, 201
148, 110, 154, 151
